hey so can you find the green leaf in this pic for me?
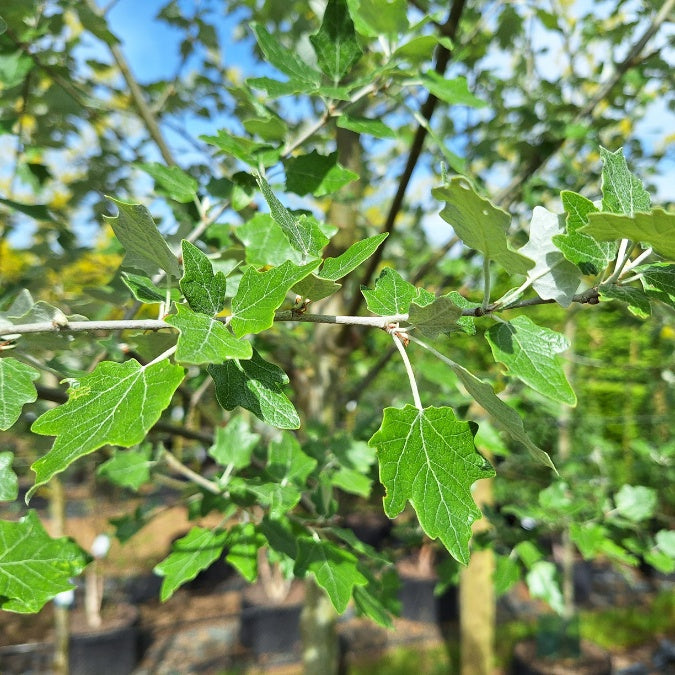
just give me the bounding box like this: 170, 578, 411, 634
0, 358, 39, 430
0, 50, 33, 89
0, 452, 18, 501
250, 23, 321, 87
179, 240, 227, 315
369, 405, 495, 564
655, 530, 675, 558
200, 130, 276, 166
97, 444, 153, 490
0, 511, 90, 613
137, 162, 198, 203
421, 72, 486, 108
30, 359, 184, 496
599, 284, 651, 318
634, 262, 675, 310
310, 0, 362, 83
285, 150, 359, 197
236, 213, 302, 267
331, 466, 372, 497
257, 174, 329, 260
614, 485, 657, 522
225, 523, 265, 582
292, 274, 341, 301
320, 233, 388, 280
570, 522, 610, 559
121, 272, 174, 304
246, 76, 314, 98
154, 527, 228, 601
166, 304, 252, 364
209, 349, 300, 429
208, 417, 259, 470
554, 191, 616, 275
267, 432, 317, 485
336, 115, 396, 138
362, 267, 417, 315
526, 561, 564, 615
230, 260, 319, 337
346, 0, 409, 37
494, 555, 520, 595
599, 146, 650, 215
0, 197, 56, 222
393, 35, 453, 61
433, 178, 534, 276
104, 197, 181, 278
407, 295, 463, 338
245, 480, 302, 519
581, 209, 675, 259
518, 207, 581, 306
295, 538, 367, 612
485, 316, 576, 405
446, 360, 554, 469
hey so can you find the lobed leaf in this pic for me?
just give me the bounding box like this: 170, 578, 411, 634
407, 295, 463, 338
485, 316, 576, 405
369, 405, 495, 564
421, 72, 486, 108
634, 262, 675, 308
320, 233, 388, 280
599, 284, 651, 318
137, 162, 198, 203
285, 150, 359, 197
30, 359, 184, 497
361, 267, 416, 315
97, 444, 153, 490
0, 452, 18, 501
0, 358, 39, 430
208, 417, 260, 470
180, 240, 227, 315
236, 213, 302, 267
599, 146, 650, 216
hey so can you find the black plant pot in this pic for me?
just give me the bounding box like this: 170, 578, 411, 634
510, 638, 611, 675
398, 574, 458, 624
239, 600, 303, 656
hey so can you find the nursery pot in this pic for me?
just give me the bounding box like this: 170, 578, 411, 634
510, 638, 611, 675
238, 582, 304, 657
397, 573, 458, 624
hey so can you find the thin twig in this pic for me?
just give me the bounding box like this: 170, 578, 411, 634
162, 449, 221, 494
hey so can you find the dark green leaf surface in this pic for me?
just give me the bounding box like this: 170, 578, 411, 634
362, 267, 416, 315
599, 284, 651, 318
295, 538, 367, 612
30, 359, 184, 496
408, 296, 462, 338
0, 452, 18, 501
267, 433, 317, 485
581, 209, 675, 259
433, 178, 534, 276
180, 240, 227, 315
236, 213, 302, 267
104, 197, 181, 278
137, 162, 198, 203
230, 260, 318, 337
635, 262, 675, 308
519, 206, 580, 306
292, 274, 341, 301
257, 175, 329, 259
200, 130, 276, 166
485, 316, 576, 405
97, 445, 153, 490
599, 146, 650, 215
0, 511, 90, 613
285, 150, 359, 197
121, 273, 173, 304
310, 0, 362, 83
250, 23, 321, 86
167, 304, 252, 364
320, 233, 388, 280
154, 527, 228, 601
208, 417, 259, 470
0, 358, 39, 430
209, 350, 300, 429
554, 191, 616, 275
369, 405, 495, 564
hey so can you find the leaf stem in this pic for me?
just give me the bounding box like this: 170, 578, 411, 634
482, 256, 491, 310
162, 449, 221, 495
391, 331, 423, 411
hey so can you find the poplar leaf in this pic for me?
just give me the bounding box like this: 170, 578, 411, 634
362, 267, 416, 315
166, 305, 252, 364
295, 538, 367, 612
257, 175, 329, 259
285, 150, 359, 197
634, 262, 675, 308
485, 316, 576, 405
154, 527, 228, 601
337, 115, 396, 138
208, 417, 260, 470
407, 296, 463, 337
97, 445, 153, 490
599, 146, 650, 215
236, 213, 303, 267
320, 233, 388, 280
421, 72, 486, 108
104, 197, 181, 278
433, 178, 534, 276
519, 207, 581, 307
209, 350, 300, 429
581, 209, 675, 259
267, 432, 317, 485
346, 0, 409, 37
225, 523, 265, 582
137, 162, 198, 203
180, 240, 227, 315
0, 511, 90, 613
30, 359, 184, 497
599, 284, 651, 318
310, 0, 362, 82
230, 260, 319, 337
0, 452, 18, 501
369, 405, 495, 564
293, 274, 341, 301
0, 358, 39, 430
